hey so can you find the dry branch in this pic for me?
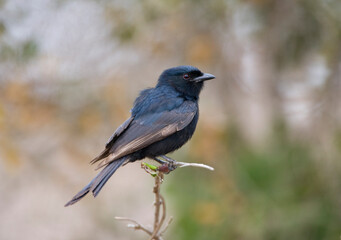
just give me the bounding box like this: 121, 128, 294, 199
115, 159, 214, 239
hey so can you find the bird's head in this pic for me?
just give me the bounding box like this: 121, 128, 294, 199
157, 66, 215, 99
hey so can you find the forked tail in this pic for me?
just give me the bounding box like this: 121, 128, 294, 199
64, 157, 127, 207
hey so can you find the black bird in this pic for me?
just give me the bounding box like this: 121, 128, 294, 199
65, 66, 215, 206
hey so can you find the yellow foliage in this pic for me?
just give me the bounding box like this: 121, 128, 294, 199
186, 35, 215, 65
0, 103, 4, 130
4, 81, 31, 104
78, 108, 102, 133
189, 124, 226, 162
192, 201, 221, 225
0, 139, 21, 170
1, 81, 58, 130
103, 81, 131, 121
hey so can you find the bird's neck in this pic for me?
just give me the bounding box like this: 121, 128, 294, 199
156, 84, 200, 101
176, 82, 202, 101
178, 92, 198, 101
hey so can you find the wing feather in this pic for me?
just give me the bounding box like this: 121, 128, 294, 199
97, 101, 196, 168
90, 117, 134, 164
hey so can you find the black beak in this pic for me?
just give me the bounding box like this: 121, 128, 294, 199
192, 73, 216, 82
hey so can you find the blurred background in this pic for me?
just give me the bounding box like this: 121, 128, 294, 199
0, 0, 340, 239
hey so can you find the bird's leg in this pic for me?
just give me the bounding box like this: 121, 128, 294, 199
160, 155, 176, 163
150, 156, 178, 174
158, 155, 177, 173
153, 157, 167, 165
152, 157, 175, 174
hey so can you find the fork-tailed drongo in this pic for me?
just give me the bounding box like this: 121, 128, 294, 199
65, 65, 215, 206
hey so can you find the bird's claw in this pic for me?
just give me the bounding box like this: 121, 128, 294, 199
157, 162, 177, 174
157, 155, 178, 174
144, 156, 179, 176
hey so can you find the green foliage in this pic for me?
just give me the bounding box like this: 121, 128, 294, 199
114, 23, 137, 42
0, 21, 5, 37
167, 124, 341, 240
22, 40, 38, 61
0, 39, 38, 62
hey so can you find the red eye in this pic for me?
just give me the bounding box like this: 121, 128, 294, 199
183, 74, 190, 80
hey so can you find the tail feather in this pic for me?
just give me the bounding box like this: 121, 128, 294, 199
64, 157, 127, 207
91, 158, 126, 197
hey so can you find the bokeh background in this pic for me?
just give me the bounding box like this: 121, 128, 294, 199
0, 0, 340, 239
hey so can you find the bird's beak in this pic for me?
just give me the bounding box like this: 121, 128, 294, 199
192, 73, 216, 83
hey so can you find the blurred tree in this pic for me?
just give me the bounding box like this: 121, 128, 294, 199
0, 0, 340, 239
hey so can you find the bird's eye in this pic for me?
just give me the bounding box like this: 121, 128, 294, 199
183, 74, 190, 80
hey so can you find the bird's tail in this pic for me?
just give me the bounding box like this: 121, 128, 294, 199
64, 157, 127, 207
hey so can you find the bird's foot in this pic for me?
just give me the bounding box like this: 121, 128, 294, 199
158, 155, 177, 174
157, 162, 176, 174
149, 156, 177, 174
142, 159, 173, 176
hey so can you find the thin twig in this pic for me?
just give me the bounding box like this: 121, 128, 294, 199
159, 155, 214, 172
159, 195, 167, 231
160, 217, 173, 235
175, 161, 214, 171
151, 194, 166, 239
150, 172, 163, 240
154, 174, 161, 230
114, 217, 152, 235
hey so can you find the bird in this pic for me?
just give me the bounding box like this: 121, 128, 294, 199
65, 65, 215, 206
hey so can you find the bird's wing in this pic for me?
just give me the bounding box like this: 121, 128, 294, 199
90, 117, 134, 164
96, 101, 197, 168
